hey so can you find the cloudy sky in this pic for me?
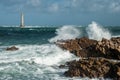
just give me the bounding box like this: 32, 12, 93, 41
0, 0, 120, 26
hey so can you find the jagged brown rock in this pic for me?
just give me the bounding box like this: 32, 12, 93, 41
56, 37, 97, 57
56, 37, 120, 60
56, 37, 120, 78
64, 58, 120, 79
95, 37, 120, 59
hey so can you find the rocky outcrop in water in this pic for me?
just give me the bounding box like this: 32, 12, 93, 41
6, 46, 19, 51
56, 37, 120, 78
64, 58, 120, 79
57, 37, 120, 60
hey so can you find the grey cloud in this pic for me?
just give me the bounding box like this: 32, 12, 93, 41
71, 0, 120, 13
0, 0, 120, 13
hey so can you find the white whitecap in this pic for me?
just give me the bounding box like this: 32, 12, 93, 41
49, 25, 81, 42
86, 21, 111, 41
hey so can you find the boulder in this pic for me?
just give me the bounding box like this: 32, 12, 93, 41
6, 46, 19, 51
59, 64, 66, 68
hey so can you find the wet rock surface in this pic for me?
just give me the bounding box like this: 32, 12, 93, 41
56, 37, 120, 60
56, 37, 120, 79
95, 37, 120, 60
64, 58, 120, 79
56, 37, 97, 57
6, 46, 19, 51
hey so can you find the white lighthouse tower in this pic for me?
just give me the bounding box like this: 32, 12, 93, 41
20, 12, 24, 28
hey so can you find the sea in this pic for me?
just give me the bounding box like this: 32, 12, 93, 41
0, 22, 120, 80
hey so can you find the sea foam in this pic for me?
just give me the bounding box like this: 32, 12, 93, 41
0, 44, 77, 79
0, 44, 75, 65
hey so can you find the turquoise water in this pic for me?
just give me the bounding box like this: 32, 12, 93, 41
0, 25, 120, 80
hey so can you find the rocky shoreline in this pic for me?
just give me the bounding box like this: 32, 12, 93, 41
56, 37, 120, 79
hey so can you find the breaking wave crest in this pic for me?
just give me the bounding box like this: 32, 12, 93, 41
49, 22, 112, 43
86, 21, 111, 41
49, 25, 81, 43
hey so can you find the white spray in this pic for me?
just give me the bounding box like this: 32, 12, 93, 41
49, 25, 81, 42
86, 21, 111, 41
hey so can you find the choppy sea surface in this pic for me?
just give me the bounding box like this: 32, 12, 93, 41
0, 22, 120, 80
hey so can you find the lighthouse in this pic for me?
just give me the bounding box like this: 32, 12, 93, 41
20, 13, 24, 28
